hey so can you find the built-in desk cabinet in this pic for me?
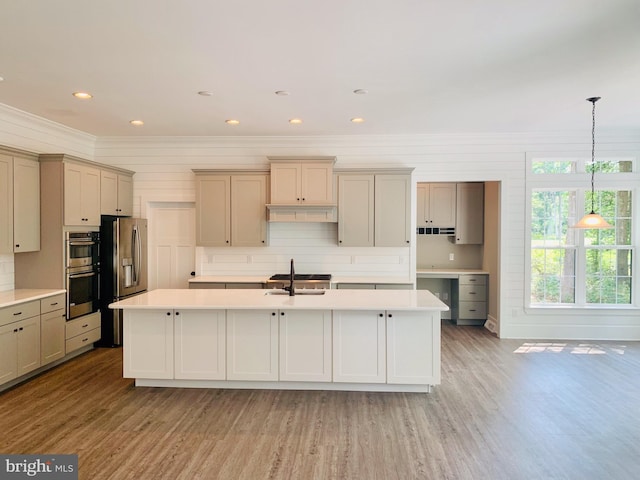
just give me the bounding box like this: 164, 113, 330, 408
416, 183, 456, 228
0, 152, 40, 254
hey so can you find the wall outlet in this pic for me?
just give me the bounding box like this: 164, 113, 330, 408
449, 253, 455, 261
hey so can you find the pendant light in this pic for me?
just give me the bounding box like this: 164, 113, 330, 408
572, 96, 613, 229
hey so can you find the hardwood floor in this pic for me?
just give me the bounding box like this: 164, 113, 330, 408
1, 323, 639, 479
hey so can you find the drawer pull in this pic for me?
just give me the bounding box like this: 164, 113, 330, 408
19, 327, 24, 331
82, 338, 89, 343
469, 292, 477, 295
82, 324, 89, 328
51, 302, 59, 306
469, 309, 477, 312
13, 312, 22, 316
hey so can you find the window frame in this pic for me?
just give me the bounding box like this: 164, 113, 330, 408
525, 152, 640, 310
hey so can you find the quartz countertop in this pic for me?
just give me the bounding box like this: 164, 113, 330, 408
110, 288, 448, 311
416, 269, 489, 278
0, 289, 66, 309
189, 276, 269, 283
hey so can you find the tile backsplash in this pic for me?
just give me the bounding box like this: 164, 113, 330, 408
0, 254, 14, 292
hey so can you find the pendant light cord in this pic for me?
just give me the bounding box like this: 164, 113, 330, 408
590, 98, 596, 213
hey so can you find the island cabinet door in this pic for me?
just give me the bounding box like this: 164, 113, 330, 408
386, 310, 441, 385
174, 310, 226, 380
123, 310, 174, 379
226, 310, 278, 381
333, 310, 386, 383
279, 310, 332, 382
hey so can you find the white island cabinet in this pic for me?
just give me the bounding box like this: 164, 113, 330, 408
113, 289, 447, 393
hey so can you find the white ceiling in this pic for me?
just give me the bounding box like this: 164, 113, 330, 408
1, 0, 639, 138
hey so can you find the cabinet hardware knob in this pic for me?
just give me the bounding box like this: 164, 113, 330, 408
388, 314, 393, 318
302, 198, 305, 201
406, 240, 409, 243
339, 240, 342, 243
262, 240, 265, 243
272, 312, 276, 316
379, 313, 383, 317
166, 312, 171, 316
13, 329, 18, 333
175, 312, 180, 315
226, 240, 229, 243
19, 327, 23, 331
281, 312, 285, 315
15, 244, 20, 248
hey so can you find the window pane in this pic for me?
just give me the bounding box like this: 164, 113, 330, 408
585, 190, 632, 246
586, 159, 633, 173
586, 249, 633, 304
531, 248, 576, 303
531, 191, 577, 246
532, 161, 576, 174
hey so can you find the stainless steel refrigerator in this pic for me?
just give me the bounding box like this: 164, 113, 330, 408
99, 216, 148, 346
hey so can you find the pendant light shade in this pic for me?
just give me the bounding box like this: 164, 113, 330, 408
572, 97, 612, 229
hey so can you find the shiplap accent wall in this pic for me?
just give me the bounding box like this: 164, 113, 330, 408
1, 99, 639, 340
93, 133, 640, 340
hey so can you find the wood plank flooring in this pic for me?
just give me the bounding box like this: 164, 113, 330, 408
1, 323, 639, 479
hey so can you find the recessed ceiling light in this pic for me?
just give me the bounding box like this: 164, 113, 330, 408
353, 89, 368, 95
275, 90, 290, 96
72, 92, 93, 99
198, 91, 213, 96
225, 119, 240, 125
129, 120, 144, 126
289, 118, 303, 124
351, 117, 365, 123
0, 76, 4, 82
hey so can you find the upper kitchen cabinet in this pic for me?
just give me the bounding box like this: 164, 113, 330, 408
194, 171, 269, 247
268, 157, 335, 205
101, 170, 133, 216
0, 152, 40, 254
64, 162, 101, 226
338, 169, 412, 247
417, 183, 456, 228
454, 183, 484, 244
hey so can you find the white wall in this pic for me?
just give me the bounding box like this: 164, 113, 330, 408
2, 102, 639, 340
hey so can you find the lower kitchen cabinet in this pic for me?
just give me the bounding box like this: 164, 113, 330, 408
387, 310, 440, 385
123, 309, 174, 379
333, 310, 386, 383
0, 316, 41, 384
40, 293, 66, 365
65, 311, 101, 353
279, 310, 331, 382
175, 310, 226, 380
226, 310, 278, 381
452, 274, 488, 324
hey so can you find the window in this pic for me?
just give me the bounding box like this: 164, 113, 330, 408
527, 155, 638, 308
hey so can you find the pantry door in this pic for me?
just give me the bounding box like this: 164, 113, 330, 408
147, 202, 195, 290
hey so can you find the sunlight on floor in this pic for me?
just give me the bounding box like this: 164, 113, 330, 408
514, 342, 626, 355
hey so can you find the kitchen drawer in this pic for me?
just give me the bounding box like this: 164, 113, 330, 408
225, 283, 264, 289
66, 311, 101, 340
0, 300, 40, 327
459, 285, 487, 302
189, 283, 225, 289
66, 327, 101, 353
458, 301, 487, 319
336, 283, 376, 290
41, 294, 66, 314
459, 274, 486, 286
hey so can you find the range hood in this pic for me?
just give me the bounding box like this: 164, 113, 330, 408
266, 203, 337, 223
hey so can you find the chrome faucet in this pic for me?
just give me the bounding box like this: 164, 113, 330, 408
284, 258, 295, 296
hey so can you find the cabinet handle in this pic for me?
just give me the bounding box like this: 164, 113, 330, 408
302, 198, 305, 201
469, 292, 477, 295
262, 240, 265, 243
51, 302, 58, 306
280, 312, 285, 316
272, 312, 276, 316
15, 244, 20, 248
13, 312, 22, 316
469, 309, 476, 312
82, 338, 88, 342
82, 324, 89, 328
19, 327, 24, 331
388, 313, 393, 318
166, 312, 171, 316
339, 240, 342, 243
406, 240, 409, 244
175, 312, 180, 316
13, 329, 18, 333
226, 240, 229, 243
379, 313, 383, 317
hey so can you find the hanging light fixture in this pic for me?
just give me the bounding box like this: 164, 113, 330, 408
572, 96, 613, 229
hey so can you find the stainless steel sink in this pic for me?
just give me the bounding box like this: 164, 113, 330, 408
264, 289, 326, 295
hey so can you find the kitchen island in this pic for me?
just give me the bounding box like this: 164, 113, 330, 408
110, 288, 448, 393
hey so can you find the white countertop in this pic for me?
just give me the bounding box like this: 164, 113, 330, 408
0, 289, 66, 309
189, 276, 269, 283
417, 269, 489, 278
189, 275, 414, 285
110, 288, 448, 311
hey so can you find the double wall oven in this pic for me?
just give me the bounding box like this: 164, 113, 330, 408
65, 231, 100, 321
